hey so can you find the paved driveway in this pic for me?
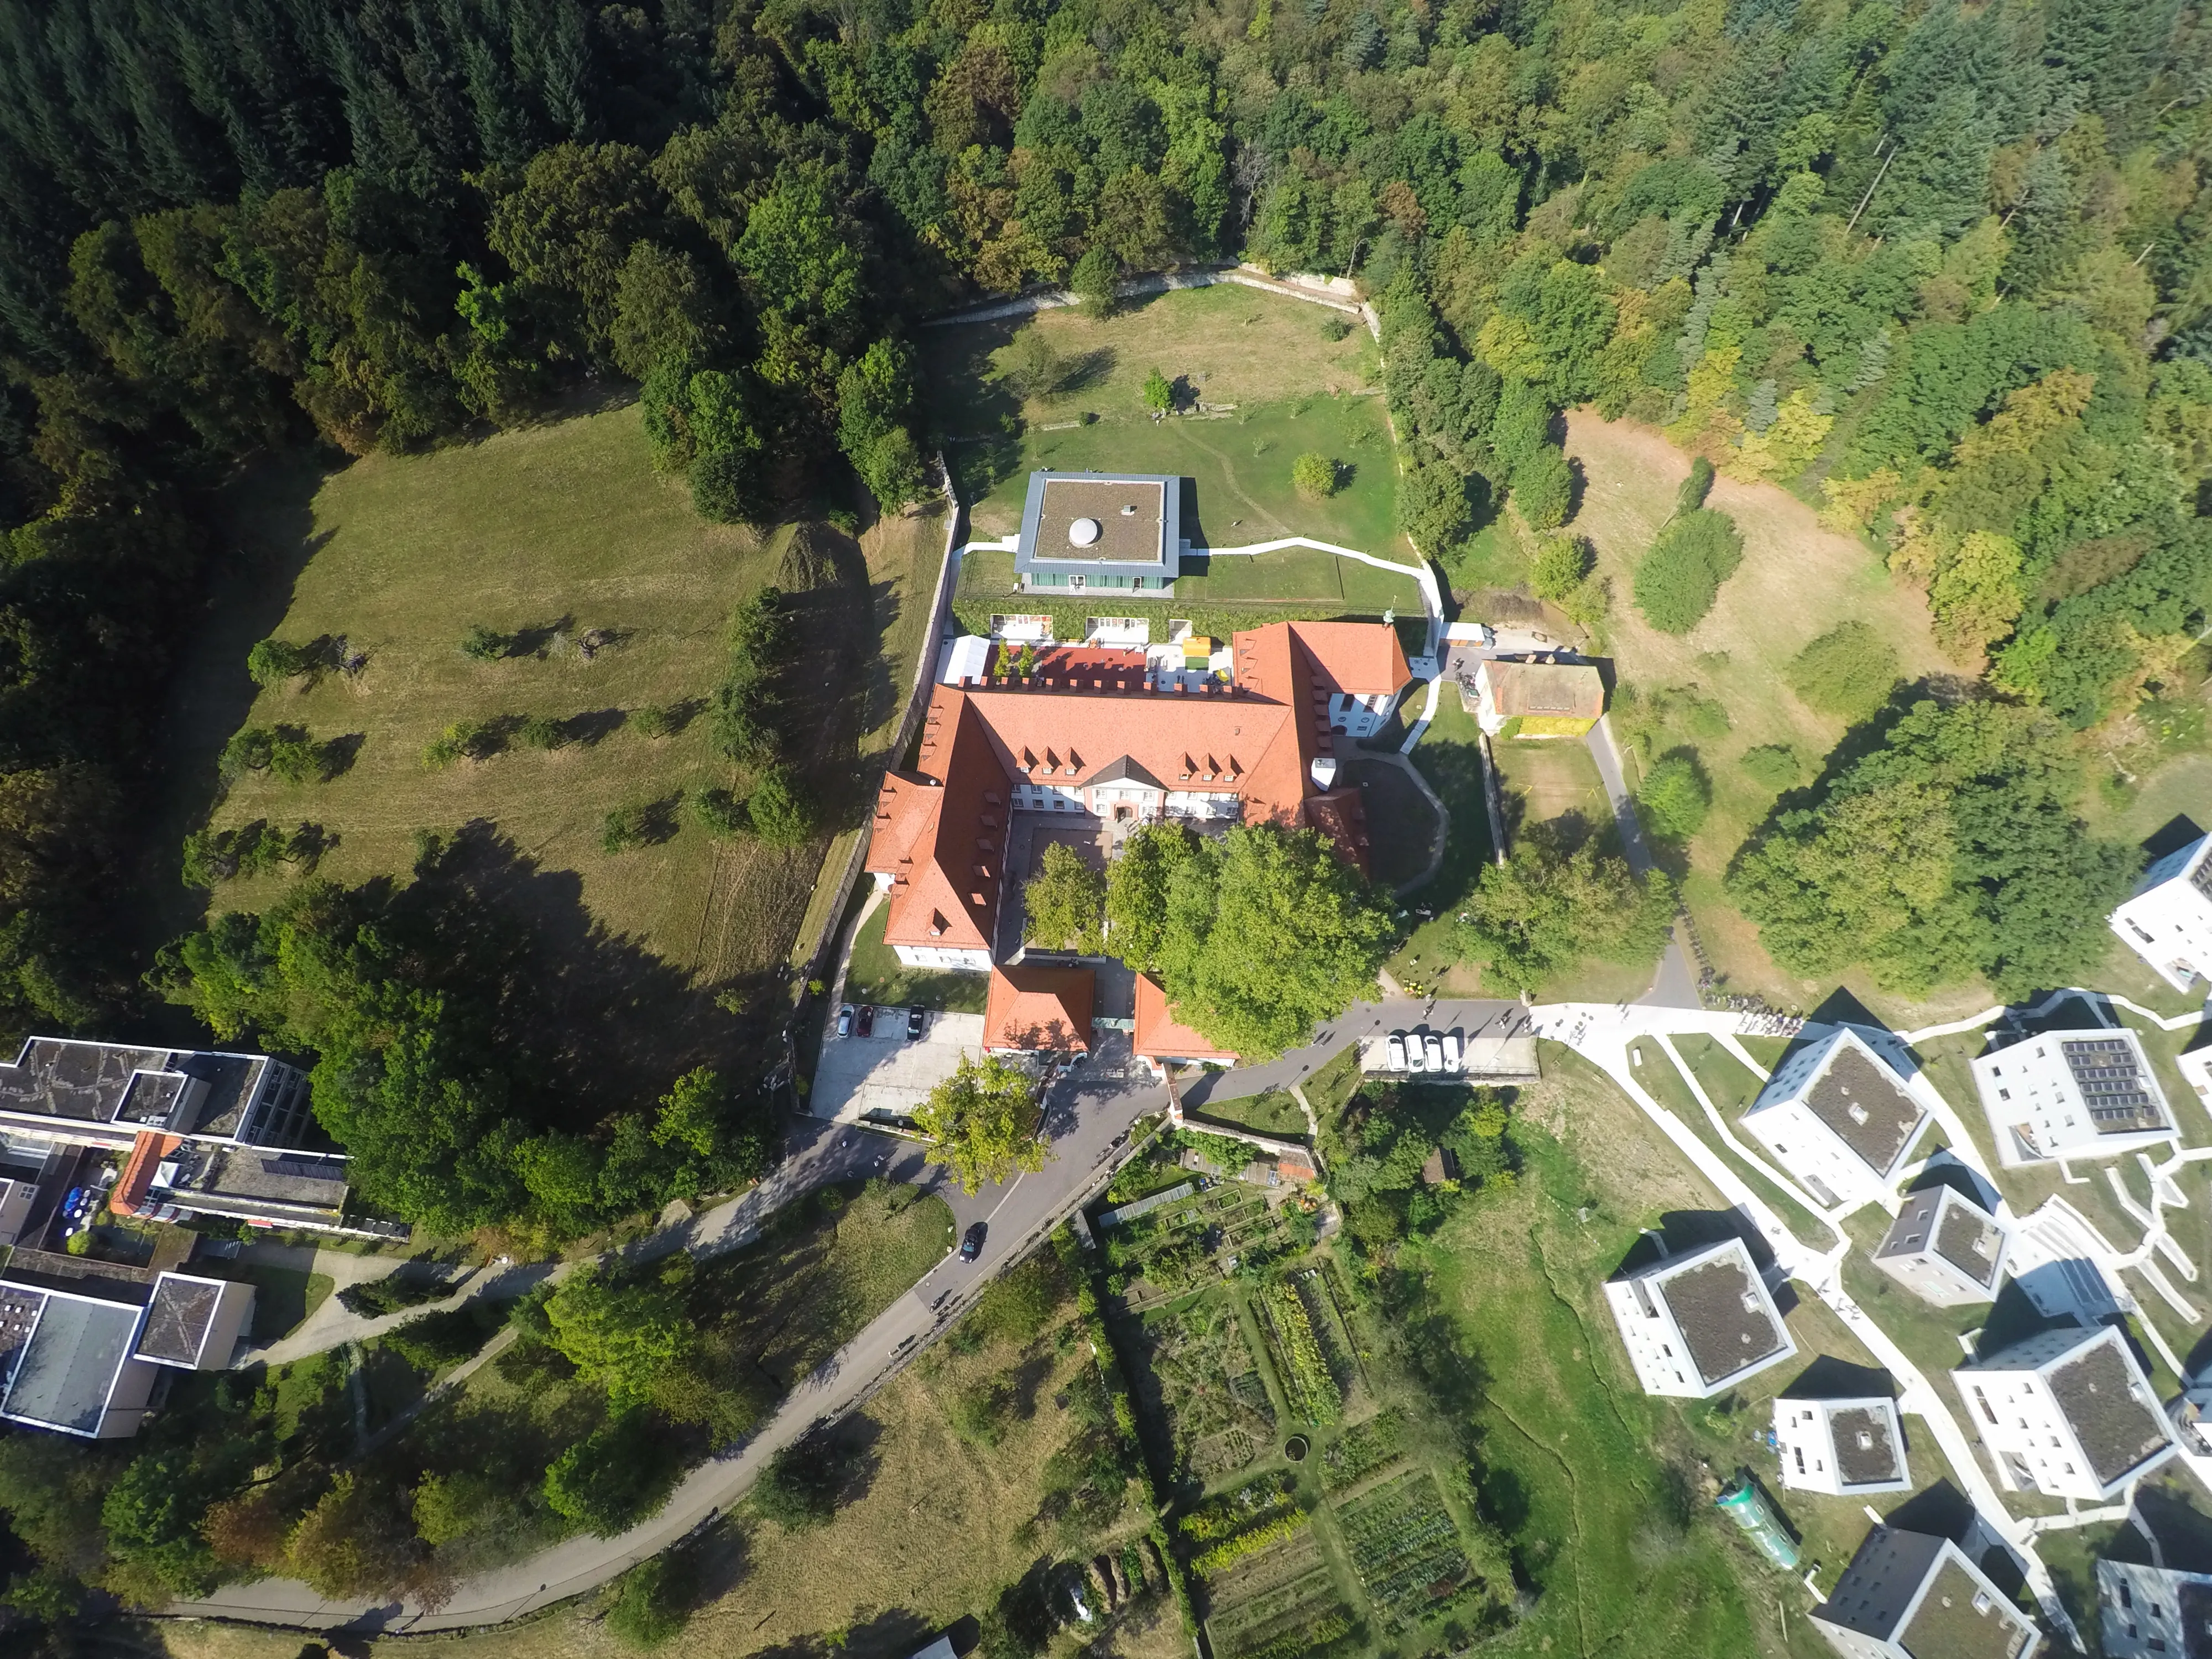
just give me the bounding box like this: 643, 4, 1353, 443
810, 1011, 987, 1123
171, 1044, 1166, 1635
1182, 997, 1528, 1107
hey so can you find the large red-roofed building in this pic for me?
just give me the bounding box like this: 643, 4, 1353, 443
865, 620, 1409, 972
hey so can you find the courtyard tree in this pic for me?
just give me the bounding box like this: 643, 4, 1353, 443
915, 1055, 1048, 1193
1457, 828, 1673, 995
1024, 841, 1107, 953
1108, 822, 1394, 1058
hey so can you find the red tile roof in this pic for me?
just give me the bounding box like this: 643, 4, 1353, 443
112, 1130, 180, 1217
983, 964, 1095, 1052
1134, 974, 1238, 1063
867, 622, 1394, 958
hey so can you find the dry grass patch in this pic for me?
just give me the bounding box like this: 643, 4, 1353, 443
184, 404, 944, 991
1562, 413, 1970, 1015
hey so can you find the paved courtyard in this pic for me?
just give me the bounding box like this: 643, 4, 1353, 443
810, 1010, 988, 1123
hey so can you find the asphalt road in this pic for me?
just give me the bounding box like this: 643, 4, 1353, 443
170, 1045, 1164, 1634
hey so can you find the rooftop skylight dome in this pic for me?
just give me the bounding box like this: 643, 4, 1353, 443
1068, 517, 1102, 547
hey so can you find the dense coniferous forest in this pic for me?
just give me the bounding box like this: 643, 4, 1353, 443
0, 0, 2198, 1176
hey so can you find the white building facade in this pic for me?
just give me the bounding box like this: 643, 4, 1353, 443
1773, 1395, 1912, 1497
1953, 1324, 2177, 1501
1601, 1236, 1795, 1401
1741, 1026, 1931, 1209
2110, 833, 2212, 993
1971, 1027, 2178, 1166
2098, 1559, 2212, 1659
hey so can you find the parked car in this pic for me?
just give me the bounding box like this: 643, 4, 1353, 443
1424, 1035, 1446, 1072
959, 1221, 987, 1261
1404, 1034, 1427, 1073
1443, 1032, 1464, 1071
1386, 1034, 1407, 1070
907, 1006, 927, 1040
856, 1005, 875, 1037
836, 1005, 853, 1039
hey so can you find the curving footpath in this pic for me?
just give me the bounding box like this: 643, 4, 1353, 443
170, 1062, 1159, 1634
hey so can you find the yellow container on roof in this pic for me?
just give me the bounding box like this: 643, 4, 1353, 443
1182, 635, 1215, 661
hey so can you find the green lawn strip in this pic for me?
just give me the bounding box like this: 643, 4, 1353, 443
1428, 1133, 1782, 1659
1624, 1042, 1836, 1252
1735, 1036, 1788, 1072
1193, 1091, 1311, 1139
842, 900, 990, 1012
967, 395, 1405, 556
200, 1262, 335, 1343
1189, 547, 1351, 601
1303, 1045, 1365, 1123
1671, 1035, 1767, 1118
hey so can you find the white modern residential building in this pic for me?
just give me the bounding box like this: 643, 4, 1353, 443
1741, 1026, 1931, 1208
2110, 832, 2212, 993
1971, 1026, 2178, 1166
1953, 1324, 2177, 1501
2098, 1558, 2212, 1659
1872, 1184, 2008, 1307
1812, 1526, 2039, 1659
1773, 1394, 1912, 1496
1601, 1236, 1795, 1400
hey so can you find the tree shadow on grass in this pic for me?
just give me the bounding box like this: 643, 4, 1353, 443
393, 821, 786, 1136
559, 706, 629, 747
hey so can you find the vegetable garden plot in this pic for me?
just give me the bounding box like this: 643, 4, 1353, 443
1140, 1300, 1280, 1481
1293, 1269, 1363, 1400
1260, 1279, 1343, 1425
1206, 1551, 1353, 1659
1323, 1406, 1406, 1490
1338, 1469, 1477, 1630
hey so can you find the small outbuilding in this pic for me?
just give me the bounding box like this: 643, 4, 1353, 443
1467, 657, 1605, 738
981, 965, 1094, 1055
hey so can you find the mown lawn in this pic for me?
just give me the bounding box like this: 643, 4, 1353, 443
176, 401, 944, 993
841, 899, 991, 1013
1428, 1051, 1880, 1659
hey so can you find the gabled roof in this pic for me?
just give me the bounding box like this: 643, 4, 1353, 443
1083, 754, 1166, 790
874, 623, 1400, 962
1133, 975, 1237, 1063
1477, 658, 1605, 719
982, 965, 1093, 1052
1284, 620, 1412, 696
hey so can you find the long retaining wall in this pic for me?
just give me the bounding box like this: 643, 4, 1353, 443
795, 463, 967, 995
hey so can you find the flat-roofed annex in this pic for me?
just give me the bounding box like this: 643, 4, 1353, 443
1034, 478, 1164, 564
1015, 472, 1183, 580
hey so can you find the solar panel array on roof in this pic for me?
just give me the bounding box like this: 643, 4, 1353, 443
2062, 1037, 2162, 1129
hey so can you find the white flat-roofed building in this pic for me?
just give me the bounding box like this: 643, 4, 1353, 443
0, 1281, 160, 1438
1812, 1526, 2039, 1659
2110, 832, 2212, 994
1971, 1026, 2177, 1166
1601, 1236, 1795, 1400
1741, 1026, 1930, 1209
132, 1272, 254, 1371
2098, 1559, 2212, 1659
1773, 1394, 1912, 1496
1953, 1324, 2177, 1501
1872, 1184, 2008, 1307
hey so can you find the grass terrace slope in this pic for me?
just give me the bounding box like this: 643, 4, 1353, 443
178, 404, 943, 990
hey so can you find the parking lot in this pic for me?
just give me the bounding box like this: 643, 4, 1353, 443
809, 1008, 989, 1124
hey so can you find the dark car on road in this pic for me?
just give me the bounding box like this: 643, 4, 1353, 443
856, 1005, 874, 1037
907, 1005, 927, 1040
959, 1221, 987, 1262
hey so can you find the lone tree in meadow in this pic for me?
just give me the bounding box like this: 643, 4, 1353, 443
915, 1055, 1048, 1193
1632, 508, 1743, 633
1291, 452, 1342, 499
1142, 368, 1173, 413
